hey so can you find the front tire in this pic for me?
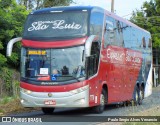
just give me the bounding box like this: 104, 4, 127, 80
93, 89, 107, 114
42, 107, 55, 114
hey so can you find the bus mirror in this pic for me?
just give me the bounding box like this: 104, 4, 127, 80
6, 37, 22, 56
85, 35, 96, 57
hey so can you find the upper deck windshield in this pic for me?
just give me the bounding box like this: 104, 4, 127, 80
21, 46, 85, 85
23, 11, 88, 40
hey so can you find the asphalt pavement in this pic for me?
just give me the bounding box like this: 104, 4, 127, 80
1, 86, 160, 125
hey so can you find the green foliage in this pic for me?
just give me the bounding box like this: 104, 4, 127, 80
17, 0, 74, 10
130, 0, 160, 48
0, 0, 29, 68
0, 96, 14, 105
43, 0, 73, 8
0, 0, 74, 99
7, 52, 19, 67
14, 80, 20, 87
0, 67, 20, 97
0, 109, 4, 113
0, 54, 7, 67
0, 67, 13, 95
0, 42, 3, 49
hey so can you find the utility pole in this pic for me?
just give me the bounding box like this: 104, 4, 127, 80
111, 0, 114, 13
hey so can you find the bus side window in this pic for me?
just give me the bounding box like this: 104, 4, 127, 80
104, 16, 115, 48
90, 11, 104, 41
142, 37, 146, 48
123, 23, 131, 48
148, 38, 152, 48
115, 20, 124, 47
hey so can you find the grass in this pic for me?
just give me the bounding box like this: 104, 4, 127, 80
0, 96, 15, 105
0, 96, 40, 116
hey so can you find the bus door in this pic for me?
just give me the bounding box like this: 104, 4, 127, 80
86, 41, 101, 106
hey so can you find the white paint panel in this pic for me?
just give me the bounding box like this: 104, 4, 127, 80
144, 64, 152, 97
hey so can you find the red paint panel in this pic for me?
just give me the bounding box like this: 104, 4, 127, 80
88, 77, 101, 106
20, 81, 84, 92
100, 45, 142, 103
22, 37, 87, 48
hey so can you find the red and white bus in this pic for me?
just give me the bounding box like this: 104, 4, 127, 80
7, 6, 152, 114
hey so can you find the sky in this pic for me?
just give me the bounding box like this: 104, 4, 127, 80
71, 0, 150, 19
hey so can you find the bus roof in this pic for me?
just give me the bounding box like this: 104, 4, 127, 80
31, 6, 150, 35
31, 6, 95, 14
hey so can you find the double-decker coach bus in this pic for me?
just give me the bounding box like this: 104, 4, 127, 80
7, 6, 152, 114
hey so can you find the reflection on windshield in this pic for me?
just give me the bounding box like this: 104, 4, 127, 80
21, 46, 85, 82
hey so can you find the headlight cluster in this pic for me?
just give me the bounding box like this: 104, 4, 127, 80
21, 88, 32, 94
70, 85, 89, 94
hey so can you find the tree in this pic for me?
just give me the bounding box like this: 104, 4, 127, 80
0, 0, 29, 68
130, 0, 160, 48
17, 0, 74, 10
43, 0, 74, 8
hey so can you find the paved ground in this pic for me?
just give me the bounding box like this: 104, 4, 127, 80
1, 86, 160, 125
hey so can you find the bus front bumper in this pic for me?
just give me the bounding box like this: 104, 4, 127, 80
20, 85, 89, 108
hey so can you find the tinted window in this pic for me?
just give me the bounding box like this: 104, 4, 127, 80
123, 23, 131, 48
115, 20, 124, 46
21, 46, 85, 83
104, 16, 116, 47
23, 11, 88, 40
87, 42, 100, 77
90, 11, 104, 41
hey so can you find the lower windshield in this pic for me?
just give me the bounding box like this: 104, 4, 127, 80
21, 46, 85, 84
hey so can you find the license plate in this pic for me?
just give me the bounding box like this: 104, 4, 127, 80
44, 100, 56, 105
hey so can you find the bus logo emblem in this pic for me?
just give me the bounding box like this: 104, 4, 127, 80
48, 93, 52, 97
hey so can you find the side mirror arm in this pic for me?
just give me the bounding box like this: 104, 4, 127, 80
6, 37, 22, 57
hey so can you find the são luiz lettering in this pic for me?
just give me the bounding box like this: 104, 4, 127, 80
28, 20, 82, 31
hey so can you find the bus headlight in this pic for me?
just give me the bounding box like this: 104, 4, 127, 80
21, 88, 32, 94
70, 85, 89, 95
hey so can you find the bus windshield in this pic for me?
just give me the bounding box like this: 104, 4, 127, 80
21, 46, 85, 84
23, 11, 88, 40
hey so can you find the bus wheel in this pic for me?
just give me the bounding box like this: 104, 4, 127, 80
138, 87, 143, 105
42, 107, 55, 114
132, 86, 139, 106
141, 86, 144, 99
94, 89, 107, 114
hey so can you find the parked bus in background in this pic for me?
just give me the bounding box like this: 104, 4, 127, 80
7, 6, 152, 114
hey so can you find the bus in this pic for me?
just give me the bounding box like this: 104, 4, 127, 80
7, 6, 152, 114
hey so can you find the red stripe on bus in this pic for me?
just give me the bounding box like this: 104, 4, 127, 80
22, 37, 87, 48
20, 81, 85, 92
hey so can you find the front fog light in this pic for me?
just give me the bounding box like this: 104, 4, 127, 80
21, 99, 24, 103
21, 98, 28, 103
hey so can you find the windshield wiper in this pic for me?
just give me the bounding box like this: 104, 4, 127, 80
61, 75, 80, 82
